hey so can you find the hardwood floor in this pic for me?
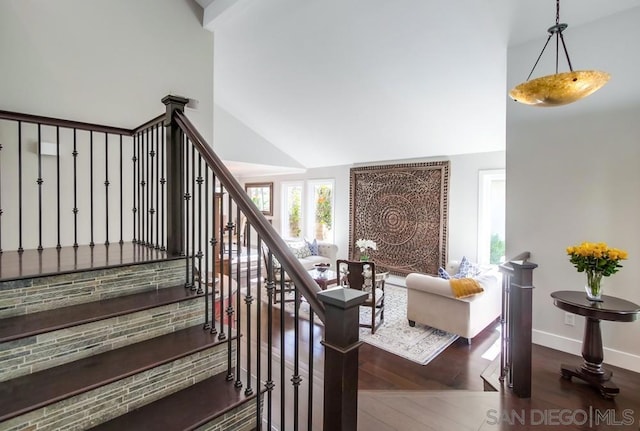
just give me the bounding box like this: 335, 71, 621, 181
4, 246, 639, 430
0, 242, 174, 281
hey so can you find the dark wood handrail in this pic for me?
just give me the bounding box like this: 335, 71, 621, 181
174, 110, 326, 322
133, 114, 164, 134
499, 251, 531, 275
0, 109, 134, 136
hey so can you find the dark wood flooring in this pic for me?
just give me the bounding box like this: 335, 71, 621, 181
3, 245, 640, 430
0, 242, 174, 282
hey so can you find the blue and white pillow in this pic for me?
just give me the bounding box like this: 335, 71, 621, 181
306, 238, 319, 256
438, 267, 451, 279
454, 256, 473, 278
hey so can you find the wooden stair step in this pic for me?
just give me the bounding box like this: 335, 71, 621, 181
90, 372, 258, 431
0, 285, 199, 343
0, 325, 223, 422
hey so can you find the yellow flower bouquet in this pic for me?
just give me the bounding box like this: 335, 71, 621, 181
566, 242, 628, 301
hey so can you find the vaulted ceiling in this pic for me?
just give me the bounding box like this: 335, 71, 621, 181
196, 0, 640, 174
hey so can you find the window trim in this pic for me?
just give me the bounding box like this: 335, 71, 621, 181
477, 169, 505, 265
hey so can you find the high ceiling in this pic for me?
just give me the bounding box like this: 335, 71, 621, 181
197, 0, 640, 173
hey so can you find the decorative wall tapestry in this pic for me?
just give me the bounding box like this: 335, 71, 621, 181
349, 161, 450, 276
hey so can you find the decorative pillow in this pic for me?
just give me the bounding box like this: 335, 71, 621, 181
306, 238, 319, 256
453, 256, 472, 278
449, 277, 484, 298
438, 267, 451, 279
287, 241, 312, 259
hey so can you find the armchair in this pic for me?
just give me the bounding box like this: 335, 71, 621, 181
336, 260, 385, 334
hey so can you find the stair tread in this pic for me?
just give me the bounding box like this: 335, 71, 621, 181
90, 372, 257, 431
0, 285, 199, 343
0, 325, 224, 422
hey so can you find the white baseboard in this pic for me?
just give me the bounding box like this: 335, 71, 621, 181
533, 329, 640, 374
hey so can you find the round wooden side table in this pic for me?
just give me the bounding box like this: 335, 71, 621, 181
550, 290, 640, 398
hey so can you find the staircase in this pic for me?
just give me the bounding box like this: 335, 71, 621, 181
1, 97, 369, 431
0, 244, 257, 431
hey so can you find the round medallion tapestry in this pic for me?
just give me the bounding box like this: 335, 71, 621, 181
350, 162, 449, 276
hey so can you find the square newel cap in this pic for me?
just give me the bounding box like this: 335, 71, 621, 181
318, 287, 368, 309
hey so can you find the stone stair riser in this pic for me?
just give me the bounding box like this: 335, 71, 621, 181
1, 344, 235, 431
0, 297, 204, 382
0, 260, 185, 318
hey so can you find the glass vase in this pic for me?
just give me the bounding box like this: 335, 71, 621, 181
360, 254, 369, 262
585, 270, 604, 302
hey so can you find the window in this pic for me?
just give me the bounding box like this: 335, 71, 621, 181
282, 182, 303, 239
477, 169, 505, 265
281, 179, 334, 242
306, 180, 334, 241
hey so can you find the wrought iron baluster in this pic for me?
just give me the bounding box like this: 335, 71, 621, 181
292, 287, 301, 431
203, 167, 211, 330
184, 135, 192, 289
132, 133, 138, 244
154, 124, 160, 249
235, 203, 243, 388
244, 224, 254, 396
280, 267, 286, 430
190, 142, 196, 291
149, 127, 155, 249
209, 172, 218, 335
56, 126, 61, 249
266, 252, 275, 430
37, 123, 43, 251
159, 125, 166, 251
119, 134, 123, 244
196, 153, 203, 294
139, 130, 144, 245
72, 128, 78, 248
308, 308, 315, 430
143, 128, 148, 246
89, 131, 94, 247
226, 192, 234, 381
104, 132, 110, 246
217, 185, 227, 342
255, 237, 263, 431
146, 127, 151, 247
18, 121, 24, 253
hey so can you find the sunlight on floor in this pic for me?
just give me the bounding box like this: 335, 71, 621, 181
481, 325, 501, 361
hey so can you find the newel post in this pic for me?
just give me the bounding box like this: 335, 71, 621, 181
318, 288, 368, 431
509, 260, 537, 398
162, 95, 189, 256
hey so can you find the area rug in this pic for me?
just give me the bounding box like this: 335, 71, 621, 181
357, 284, 458, 365
277, 283, 458, 365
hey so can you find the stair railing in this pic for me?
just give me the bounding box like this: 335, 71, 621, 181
498, 251, 537, 398
0, 97, 365, 430
165, 96, 365, 430
0, 109, 149, 252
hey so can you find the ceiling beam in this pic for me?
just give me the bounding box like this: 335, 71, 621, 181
202, 0, 252, 31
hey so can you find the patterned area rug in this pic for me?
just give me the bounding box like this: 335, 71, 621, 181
357, 284, 459, 365
280, 284, 458, 365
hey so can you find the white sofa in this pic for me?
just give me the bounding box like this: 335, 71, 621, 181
405, 261, 502, 342
285, 240, 338, 270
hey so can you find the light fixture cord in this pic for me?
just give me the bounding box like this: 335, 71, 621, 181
556, 0, 574, 72
524, 0, 574, 81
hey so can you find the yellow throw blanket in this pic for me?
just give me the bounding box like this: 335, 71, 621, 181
449, 278, 484, 299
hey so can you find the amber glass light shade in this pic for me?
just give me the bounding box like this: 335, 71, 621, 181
509, 70, 610, 107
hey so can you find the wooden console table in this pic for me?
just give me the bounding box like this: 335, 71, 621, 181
550, 290, 640, 398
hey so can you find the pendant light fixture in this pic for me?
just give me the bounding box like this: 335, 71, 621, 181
509, 0, 610, 107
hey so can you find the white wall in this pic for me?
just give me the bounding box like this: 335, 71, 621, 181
241, 151, 505, 266
214, 104, 304, 169
0, 0, 213, 139
0, 0, 214, 249
507, 9, 640, 372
